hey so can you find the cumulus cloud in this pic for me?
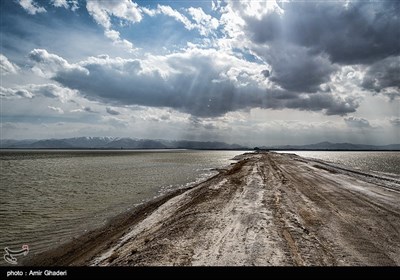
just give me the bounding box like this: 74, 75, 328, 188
85, 0, 139, 51
28, 49, 359, 117
28, 49, 89, 78
187, 7, 219, 36
17, 0, 46, 15
344, 116, 371, 128
239, 0, 399, 64
0, 54, 19, 75
86, 0, 142, 29
220, 0, 399, 97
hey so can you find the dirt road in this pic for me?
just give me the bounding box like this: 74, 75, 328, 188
89, 152, 400, 266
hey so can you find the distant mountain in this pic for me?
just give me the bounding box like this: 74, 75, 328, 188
173, 140, 244, 150
1, 139, 37, 148
28, 139, 74, 149
63, 136, 118, 148
104, 138, 168, 149
265, 142, 400, 151
1, 138, 399, 150
0, 137, 246, 150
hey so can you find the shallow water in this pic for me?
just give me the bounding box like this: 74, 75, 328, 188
0, 149, 243, 259
278, 151, 400, 176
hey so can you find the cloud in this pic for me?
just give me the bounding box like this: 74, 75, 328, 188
29, 48, 359, 117
51, 0, 79, 11
260, 44, 338, 93
85, 0, 139, 51
28, 49, 89, 78
261, 69, 270, 78
106, 107, 120, 115
51, 0, 68, 9
155, 5, 193, 31
0, 54, 19, 75
389, 118, 400, 127
0, 87, 34, 99
187, 7, 219, 36
0, 84, 76, 102
145, 5, 219, 37
239, 0, 400, 64
84, 106, 97, 113
220, 0, 399, 96
189, 116, 218, 130
362, 56, 400, 94
104, 30, 135, 52
48, 106, 64, 114
17, 0, 46, 15
344, 116, 371, 128
86, 0, 142, 30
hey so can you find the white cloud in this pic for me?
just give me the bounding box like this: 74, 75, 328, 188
28, 49, 89, 78
85, 1, 139, 52
51, 0, 68, 9
0, 84, 77, 102
156, 5, 194, 31
187, 7, 219, 36
104, 30, 135, 52
48, 106, 64, 114
0, 87, 33, 99
86, 0, 142, 29
0, 54, 20, 75
50, 0, 79, 11
17, 0, 46, 15
144, 5, 219, 37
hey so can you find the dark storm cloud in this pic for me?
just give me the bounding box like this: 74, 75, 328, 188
244, 0, 400, 64
29, 49, 359, 117
236, 0, 399, 99
361, 56, 400, 93
261, 44, 337, 92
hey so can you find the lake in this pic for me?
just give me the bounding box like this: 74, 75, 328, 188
0, 150, 243, 259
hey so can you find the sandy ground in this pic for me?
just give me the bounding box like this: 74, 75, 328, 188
26, 152, 400, 266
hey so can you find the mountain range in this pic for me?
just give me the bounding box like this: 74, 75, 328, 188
1, 137, 399, 150
0, 137, 245, 150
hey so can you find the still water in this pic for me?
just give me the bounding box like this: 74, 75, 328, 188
0, 150, 243, 258
278, 151, 400, 176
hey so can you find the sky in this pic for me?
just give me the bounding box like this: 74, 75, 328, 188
0, 0, 399, 146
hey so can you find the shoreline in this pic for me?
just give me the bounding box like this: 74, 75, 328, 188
24, 152, 400, 266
